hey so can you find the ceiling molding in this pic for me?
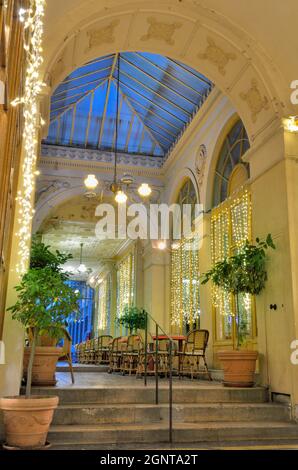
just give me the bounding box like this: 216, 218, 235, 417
41, 144, 164, 169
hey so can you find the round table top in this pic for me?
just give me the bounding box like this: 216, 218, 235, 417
152, 335, 186, 341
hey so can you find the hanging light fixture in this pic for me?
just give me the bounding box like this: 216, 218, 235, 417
84, 174, 99, 199
84, 174, 98, 191
110, 53, 152, 203
115, 189, 128, 204
77, 243, 87, 273
138, 183, 152, 197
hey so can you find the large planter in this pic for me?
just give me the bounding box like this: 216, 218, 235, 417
0, 396, 58, 449
23, 347, 63, 386
217, 350, 258, 387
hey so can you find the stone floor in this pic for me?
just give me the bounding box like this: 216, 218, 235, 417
55, 365, 219, 389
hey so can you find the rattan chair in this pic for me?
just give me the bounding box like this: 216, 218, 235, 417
108, 336, 127, 373
77, 342, 85, 363
84, 339, 92, 363
89, 338, 96, 364
58, 327, 75, 384
95, 335, 113, 364
155, 338, 171, 377
136, 336, 176, 378
178, 329, 212, 380
121, 334, 143, 375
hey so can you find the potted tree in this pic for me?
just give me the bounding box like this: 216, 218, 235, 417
202, 234, 275, 387
117, 306, 147, 334
0, 241, 79, 449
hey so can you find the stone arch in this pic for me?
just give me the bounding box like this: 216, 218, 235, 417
33, 183, 86, 233
41, 1, 292, 146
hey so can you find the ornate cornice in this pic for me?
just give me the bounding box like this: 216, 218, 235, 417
41, 144, 164, 169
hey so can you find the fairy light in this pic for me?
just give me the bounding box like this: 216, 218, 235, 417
98, 277, 108, 330
170, 235, 200, 329
210, 188, 252, 338
116, 253, 134, 321
14, 1, 46, 274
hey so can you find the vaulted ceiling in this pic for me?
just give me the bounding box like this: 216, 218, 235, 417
44, 52, 213, 157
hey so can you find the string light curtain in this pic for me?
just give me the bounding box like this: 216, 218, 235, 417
211, 188, 254, 342
171, 178, 200, 331
116, 252, 135, 320
13, 1, 46, 274
170, 236, 200, 330
97, 276, 111, 332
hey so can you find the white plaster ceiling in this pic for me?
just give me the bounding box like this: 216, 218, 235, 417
40, 195, 125, 276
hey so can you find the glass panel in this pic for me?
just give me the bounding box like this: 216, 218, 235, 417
212, 120, 250, 207
44, 52, 213, 157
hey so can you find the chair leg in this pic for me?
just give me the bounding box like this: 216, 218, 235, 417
203, 355, 212, 381
67, 356, 75, 384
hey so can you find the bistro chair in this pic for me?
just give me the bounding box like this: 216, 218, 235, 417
84, 339, 92, 363
77, 342, 85, 363
108, 336, 127, 373
178, 329, 212, 380
58, 327, 75, 384
95, 335, 113, 364
155, 338, 172, 377
121, 334, 143, 375
136, 336, 176, 378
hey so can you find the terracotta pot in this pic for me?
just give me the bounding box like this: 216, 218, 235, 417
23, 346, 63, 386
38, 335, 57, 347
217, 350, 258, 387
0, 395, 59, 449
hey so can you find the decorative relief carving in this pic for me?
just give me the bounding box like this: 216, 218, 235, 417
240, 79, 269, 123
195, 144, 207, 187
198, 37, 236, 76
86, 20, 120, 51
141, 17, 181, 45
41, 145, 164, 169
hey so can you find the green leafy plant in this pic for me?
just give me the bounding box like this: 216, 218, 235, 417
30, 237, 73, 272
201, 234, 275, 348
7, 241, 80, 397
117, 306, 148, 334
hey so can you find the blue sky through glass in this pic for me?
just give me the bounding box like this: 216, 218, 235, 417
44, 52, 213, 158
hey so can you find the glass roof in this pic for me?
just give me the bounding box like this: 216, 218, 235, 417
44, 52, 213, 158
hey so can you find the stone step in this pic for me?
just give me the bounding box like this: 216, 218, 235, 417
48, 421, 298, 445
52, 402, 290, 426
30, 385, 268, 404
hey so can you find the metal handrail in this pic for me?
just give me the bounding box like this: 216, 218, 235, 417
143, 311, 174, 443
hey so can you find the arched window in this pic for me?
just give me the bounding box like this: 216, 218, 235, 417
210, 119, 256, 352
177, 178, 198, 225
213, 119, 250, 207
170, 178, 200, 332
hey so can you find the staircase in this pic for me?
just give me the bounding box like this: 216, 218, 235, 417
30, 381, 298, 448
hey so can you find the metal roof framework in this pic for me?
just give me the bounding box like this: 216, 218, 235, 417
45, 52, 213, 158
